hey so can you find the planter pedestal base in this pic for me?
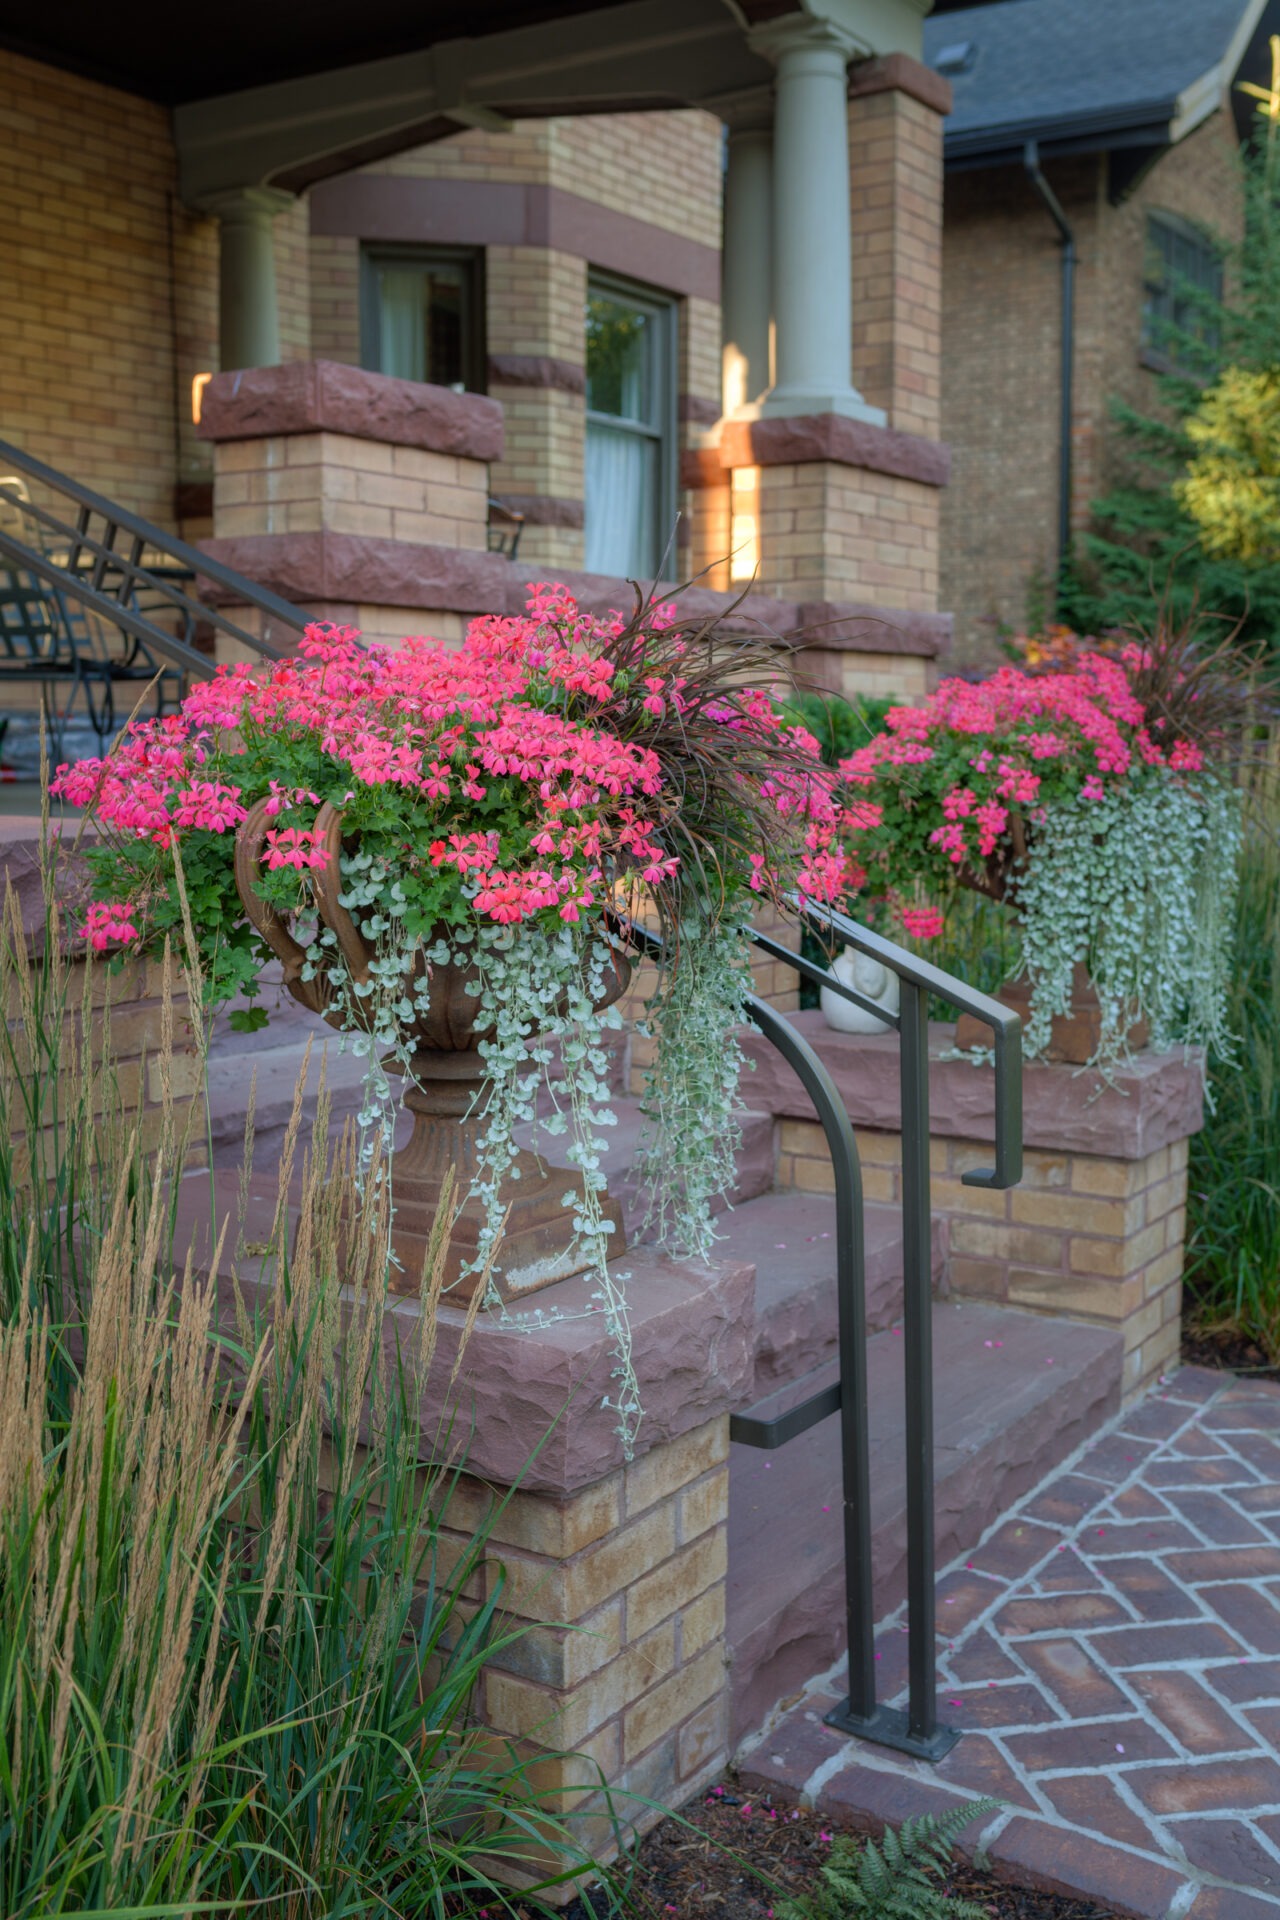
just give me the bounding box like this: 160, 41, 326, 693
386, 1049, 625, 1305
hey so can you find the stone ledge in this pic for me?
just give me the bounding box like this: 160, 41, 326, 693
197, 360, 505, 463
175, 1170, 755, 1496
740, 1011, 1205, 1160
797, 600, 952, 658
847, 51, 953, 116
487, 352, 585, 396
197, 532, 951, 659
493, 492, 585, 529
1, 820, 97, 952
719, 412, 950, 489
679, 447, 727, 490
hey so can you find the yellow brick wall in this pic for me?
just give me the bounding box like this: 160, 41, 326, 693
1090, 112, 1243, 505
797, 647, 931, 705
0, 49, 191, 530
777, 1117, 1187, 1396
308, 113, 725, 576
309, 233, 362, 364
274, 195, 314, 366
7, 949, 206, 1180
1, 50, 321, 539
939, 110, 1244, 670
487, 245, 589, 570
756, 462, 939, 609
441, 1416, 731, 1858
212, 432, 489, 546
547, 111, 723, 247
849, 89, 944, 438
376, 122, 555, 185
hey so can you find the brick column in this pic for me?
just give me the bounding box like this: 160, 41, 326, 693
197, 359, 503, 650
743, 1012, 1205, 1398
707, 411, 950, 700
847, 55, 952, 440
185, 1166, 753, 1885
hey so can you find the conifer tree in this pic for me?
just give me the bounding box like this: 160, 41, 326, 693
1060, 50, 1280, 656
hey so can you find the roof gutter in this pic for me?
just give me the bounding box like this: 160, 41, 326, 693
1023, 138, 1075, 583
945, 97, 1178, 165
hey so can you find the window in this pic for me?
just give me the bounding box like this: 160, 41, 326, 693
584, 276, 676, 579
1142, 214, 1222, 372
360, 247, 484, 389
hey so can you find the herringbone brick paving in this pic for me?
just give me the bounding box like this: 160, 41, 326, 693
740, 1364, 1280, 1917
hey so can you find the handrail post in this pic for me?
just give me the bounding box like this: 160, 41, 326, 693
742, 995, 878, 1724
899, 976, 943, 1752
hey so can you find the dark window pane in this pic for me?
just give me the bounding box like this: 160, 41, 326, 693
586, 293, 655, 423
365, 252, 477, 388
1142, 215, 1222, 370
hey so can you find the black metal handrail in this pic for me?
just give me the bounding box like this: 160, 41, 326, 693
628, 901, 1022, 1764
0, 438, 305, 684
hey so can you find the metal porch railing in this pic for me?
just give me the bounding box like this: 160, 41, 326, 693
733, 905, 1023, 1762
0, 439, 304, 734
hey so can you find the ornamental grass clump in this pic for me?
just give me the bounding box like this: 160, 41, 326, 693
831, 622, 1250, 1069
0, 842, 628, 1918
51, 584, 840, 1450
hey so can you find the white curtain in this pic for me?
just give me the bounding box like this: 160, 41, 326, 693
585, 423, 656, 576
377, 268, 425, 383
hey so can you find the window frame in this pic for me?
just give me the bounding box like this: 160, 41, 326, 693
1141, 211, 1223, 377
584, 269, 679, 580
358, 243, 487, 392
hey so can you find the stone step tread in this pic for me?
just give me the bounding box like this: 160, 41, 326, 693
727, 1300, 1124, 1738
709, 1188, 946, 1376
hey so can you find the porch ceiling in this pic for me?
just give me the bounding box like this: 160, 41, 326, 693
2, 0, 932, 205
0, 0, 641, 106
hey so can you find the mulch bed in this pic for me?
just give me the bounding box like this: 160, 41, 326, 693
549, 1786, 1112, 1919
1181, 1323, 1280, 1379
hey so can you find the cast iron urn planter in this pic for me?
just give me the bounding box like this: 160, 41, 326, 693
234, 799, 631, 1302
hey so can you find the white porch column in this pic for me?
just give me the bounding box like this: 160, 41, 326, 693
209, 188, 293, 371
751, 17, 883, 424
721, 124, 774, 416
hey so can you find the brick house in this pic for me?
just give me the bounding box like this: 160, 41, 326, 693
924, 0, 1273, 668
0, 0, 955, 715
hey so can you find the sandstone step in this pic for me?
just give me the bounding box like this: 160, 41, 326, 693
726, 1299, 1124, 1739
708, 1189, 947, 1391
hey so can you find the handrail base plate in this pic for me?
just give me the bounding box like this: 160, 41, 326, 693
824, 1698, 962, 1762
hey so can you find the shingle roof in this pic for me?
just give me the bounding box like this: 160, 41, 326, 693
923, 0, 1262, 162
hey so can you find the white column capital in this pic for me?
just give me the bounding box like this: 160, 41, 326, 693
201, 185, 296, 224
748, 10, 863, 69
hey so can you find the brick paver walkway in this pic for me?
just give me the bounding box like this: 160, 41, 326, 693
739, 1365, 1280, 1919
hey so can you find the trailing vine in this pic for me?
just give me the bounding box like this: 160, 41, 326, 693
1015, 769, 1241, 1069
632, 915, 753, 1258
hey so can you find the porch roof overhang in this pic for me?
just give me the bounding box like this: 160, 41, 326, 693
0, 0, 932, 206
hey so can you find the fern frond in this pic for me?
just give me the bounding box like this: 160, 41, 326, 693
776, 1798, 1001, 1920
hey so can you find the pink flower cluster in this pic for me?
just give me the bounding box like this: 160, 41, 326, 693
830, 651, 1210, 933
53, 583, 836, 956
82, 901, 140, 951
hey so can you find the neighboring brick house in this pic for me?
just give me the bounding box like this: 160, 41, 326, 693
923, 0, 1271, 669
